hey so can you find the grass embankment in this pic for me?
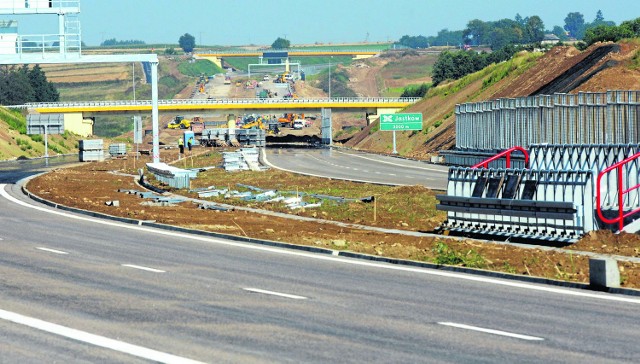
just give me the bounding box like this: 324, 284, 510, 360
0, 107, 79, 159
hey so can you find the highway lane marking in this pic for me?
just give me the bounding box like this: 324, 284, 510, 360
333, 149, 449, 173
0, 308, 205, 364
243, 288, 308, 300
37, 247, 69, 255
122, 264, 166, 273
438, 322, 544, 341
3, 185, 640, 305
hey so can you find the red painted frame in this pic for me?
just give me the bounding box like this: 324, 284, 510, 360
471, 146, 529, 169
596, 152, 640, 232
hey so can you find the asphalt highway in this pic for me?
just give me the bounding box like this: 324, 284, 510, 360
264, 147, 450, 190
2, 180, 640, 362
1, 154, 640, 362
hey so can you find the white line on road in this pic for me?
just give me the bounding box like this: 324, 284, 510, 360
243, 288, 308, 300
36, 247, 69, 255
438, 322, 544, 341
0, 308, 205, 364
3, 185, 640, 305
122, 264, 166, 273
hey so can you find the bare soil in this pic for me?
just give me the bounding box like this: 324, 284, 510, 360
26, 153, 640, 290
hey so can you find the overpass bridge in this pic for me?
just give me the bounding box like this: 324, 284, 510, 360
26, 97, 419, 118
25, 97, 420, 146
194, 49, 383, 68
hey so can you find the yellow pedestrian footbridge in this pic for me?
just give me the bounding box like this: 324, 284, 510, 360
26, 97, 421, 116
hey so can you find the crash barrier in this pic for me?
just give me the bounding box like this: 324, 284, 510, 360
108, 143, 127, 157
444, 91, 640, 167
437, 143, 640, 241
79, 139, 104, 162
200, 128, 265, 147
597, 152, 640, 231
222, 148, 262, 171
437, 168, 595, 242
236, 128, 266, 147
529, 144, 640, 211
146, 162, 198, 189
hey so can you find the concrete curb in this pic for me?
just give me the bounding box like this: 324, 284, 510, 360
20, 182, 640, 297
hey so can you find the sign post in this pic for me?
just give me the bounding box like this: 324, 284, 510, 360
379, 113, 423, 154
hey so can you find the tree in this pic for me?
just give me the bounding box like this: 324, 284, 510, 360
551, 25, 569, 41
564, 12, 586, 39
524, 16, 545, 43
464, 19, 488, 45
271, 37, 290, 49
179, 33, 196, 53
28, 65, 58, 102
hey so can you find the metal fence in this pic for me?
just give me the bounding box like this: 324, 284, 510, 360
455, 91, 640, 150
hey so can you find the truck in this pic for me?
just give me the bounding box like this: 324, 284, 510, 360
293, 119, 304, 130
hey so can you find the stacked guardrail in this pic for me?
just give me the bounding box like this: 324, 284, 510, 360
108, 143, 127, 157
222, 148, 261, 171
444, 91, 640, 166
146, 162, 198, 189
437, 143, 640, 242
79, 139, 104, 162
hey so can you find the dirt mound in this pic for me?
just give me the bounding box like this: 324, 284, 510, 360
532, 44, 620, 95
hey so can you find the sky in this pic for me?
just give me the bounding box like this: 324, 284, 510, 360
2, 0, 640, 47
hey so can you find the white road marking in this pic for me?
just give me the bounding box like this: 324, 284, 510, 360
3, 185, 640, 305
438, 322, 544, 341
0, 308, 205, 364
36, 247, 69, 255
243, 288, 308, 300
122, 264, 166, 273
333, 149, 449, 173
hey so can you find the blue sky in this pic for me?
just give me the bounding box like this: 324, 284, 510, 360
2, 0, 639, 46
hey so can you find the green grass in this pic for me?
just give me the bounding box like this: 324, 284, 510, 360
0, 108, 26, 134
178, 59, 223, 76
225, 56, 353, 72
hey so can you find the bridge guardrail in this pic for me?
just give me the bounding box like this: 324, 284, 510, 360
23, 97, 421, 109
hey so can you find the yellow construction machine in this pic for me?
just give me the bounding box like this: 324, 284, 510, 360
167, 115, 192, 129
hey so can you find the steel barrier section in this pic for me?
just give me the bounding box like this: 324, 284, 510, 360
455, 91, 640, 150
437, 167, 595, 241
529, 144, 640, 209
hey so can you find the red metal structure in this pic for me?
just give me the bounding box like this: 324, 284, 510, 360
471, 146, 530, 169
596, 152, 640, 232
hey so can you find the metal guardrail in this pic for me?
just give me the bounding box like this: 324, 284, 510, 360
597, 152, 640, 231
455, 91, 640, 150
471, 146, 529, 169
23, 97, 420, 109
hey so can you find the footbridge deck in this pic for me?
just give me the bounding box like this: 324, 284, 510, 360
26, 97, 420, 115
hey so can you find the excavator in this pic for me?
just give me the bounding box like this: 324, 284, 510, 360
278, 113, 304, 128
241, 118, 265, 130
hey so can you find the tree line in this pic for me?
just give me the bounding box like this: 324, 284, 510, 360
0, 65, 59, 105
398, 10, 620, 50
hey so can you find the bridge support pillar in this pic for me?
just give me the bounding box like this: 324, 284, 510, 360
151, 61, 160, 164
321, 108, 332, 145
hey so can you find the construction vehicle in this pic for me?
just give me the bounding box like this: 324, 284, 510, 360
167, 115, 192, 129
278, 113, 305, 128
224, 76, 231, 85
274, 72, 289, 83
241, 118, 265, 130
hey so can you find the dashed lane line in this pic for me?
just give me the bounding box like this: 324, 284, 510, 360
243, 288, 308, 300
36, 247, 69, 255
438, 322, 544, 341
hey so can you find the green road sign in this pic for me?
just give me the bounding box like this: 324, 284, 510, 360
380, 113, 423, 131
